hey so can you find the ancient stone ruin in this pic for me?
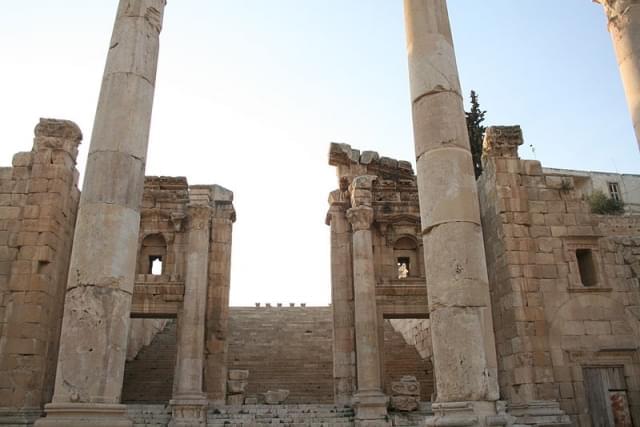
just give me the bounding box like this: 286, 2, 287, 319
1, 1, 640, 426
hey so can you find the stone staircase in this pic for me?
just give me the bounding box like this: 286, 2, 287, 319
126, 403, 432, 426
122, 320, 177, 403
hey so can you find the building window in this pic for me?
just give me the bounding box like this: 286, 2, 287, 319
397, 257, 410, 279
608, 182, 621, 201
576, 249, 597, 287
149, 256, 163, 275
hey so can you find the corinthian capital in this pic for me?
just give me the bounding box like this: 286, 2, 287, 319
346, 206, 374, 232
595, 0, 639, 24
188, 205, 211, 230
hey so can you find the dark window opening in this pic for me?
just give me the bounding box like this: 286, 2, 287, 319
576, 249, 597, 287
397, 257, 410, 279
149, 256, 163, 275
608, 182, 621, 202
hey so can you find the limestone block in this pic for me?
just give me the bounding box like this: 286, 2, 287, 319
228, 369, 249, 381
263, 389, 289, 404
226, 394, 244, 406
390, 395, 419, 412
226, 380, 247, 394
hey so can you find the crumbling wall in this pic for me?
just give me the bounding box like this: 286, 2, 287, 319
0, 119, 81, 415
478, 125, 640, 426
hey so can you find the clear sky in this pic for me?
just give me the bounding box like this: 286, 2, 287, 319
1, 1, 638, 306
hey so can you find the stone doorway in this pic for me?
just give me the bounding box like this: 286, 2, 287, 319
584, 366, 633, 427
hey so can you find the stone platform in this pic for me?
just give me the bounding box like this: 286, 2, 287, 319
124, 404, 434, 427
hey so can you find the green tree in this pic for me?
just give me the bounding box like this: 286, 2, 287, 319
465, 90, 486, 179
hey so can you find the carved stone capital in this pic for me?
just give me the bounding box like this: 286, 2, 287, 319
187, 205, 211, 231
595, 0, 639, 24
347, 206, 374, 232
213, 203, 236, 223
482, 125, 523, 159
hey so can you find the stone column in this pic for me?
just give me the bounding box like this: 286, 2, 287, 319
346, 176, 389, 427
326, 196, 356, 406
36, 2, 165, 426
596, 0, 640, 150
403, 1, 499, 425
205, 185, 236, 405
170, 187, 211, 426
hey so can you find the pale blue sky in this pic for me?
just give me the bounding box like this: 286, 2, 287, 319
0, 1, 638, 306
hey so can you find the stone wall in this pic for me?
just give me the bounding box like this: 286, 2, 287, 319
227, 306, 334, 404
478, 125, 640, 426
0, 119, 81, 418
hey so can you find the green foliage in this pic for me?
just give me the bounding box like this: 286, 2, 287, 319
587, 190, 625, 215
465, 90, 486, 179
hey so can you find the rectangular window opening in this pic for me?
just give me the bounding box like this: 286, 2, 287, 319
576, 249, 597, 287
397, 257, 410, 279
149, 256, 163, 275
608, 182, 621, 201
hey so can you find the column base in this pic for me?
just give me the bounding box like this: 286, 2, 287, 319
169, 394, 208, 427
33, 403, 132, 427
425, 401, 497, 427
507, 400, 571, 426
352, 390, 390, 426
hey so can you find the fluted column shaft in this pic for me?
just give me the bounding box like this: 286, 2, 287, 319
597, 0, 640, 150
328, 201, 356, 405
403, 0, 499, 411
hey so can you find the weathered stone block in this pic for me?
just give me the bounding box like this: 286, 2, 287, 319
263, 389, 289, 404
228, 369, 249, 381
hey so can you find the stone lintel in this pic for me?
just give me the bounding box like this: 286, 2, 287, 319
482, 125, 524, 159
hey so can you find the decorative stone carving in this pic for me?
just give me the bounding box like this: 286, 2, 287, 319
482, 125, 523, 159
346, 206, 374, 232
390, 376, 420, 412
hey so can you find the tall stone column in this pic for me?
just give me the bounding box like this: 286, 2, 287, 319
596, 0, 640, 150
326, 193, 356, 406
36, 1, 165, 426
170, 187, 211, 427
403, 1, 499, 425
346, 176, 389, 427
205, 185, 236, 405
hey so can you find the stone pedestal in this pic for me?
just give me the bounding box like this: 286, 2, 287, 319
35, 1, 165, 426
596, 0, 640, 149
403, 1, 499, 425
168, 398, 208, 427
327, 193, 356, 406
347, 176, 389, 426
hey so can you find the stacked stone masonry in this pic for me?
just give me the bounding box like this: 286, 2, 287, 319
0, 119, 81, 425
